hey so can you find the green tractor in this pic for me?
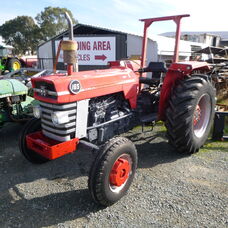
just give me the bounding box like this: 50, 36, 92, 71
0, 78, 36, 127
0, 44, 21, 74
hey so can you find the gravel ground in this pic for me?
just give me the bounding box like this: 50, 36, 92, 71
0, 123, 227, 228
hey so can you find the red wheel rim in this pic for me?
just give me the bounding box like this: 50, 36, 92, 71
193, 104, 201, 126
109, 154, 132, 193
193, 94, 211, 138
110, 158, 131, 187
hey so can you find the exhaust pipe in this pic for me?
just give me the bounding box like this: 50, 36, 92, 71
53, 12, 78, 75
65, 12, 74, 41
60, 12, 78, 75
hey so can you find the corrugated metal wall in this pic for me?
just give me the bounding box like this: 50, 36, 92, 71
127, 34, 158, 64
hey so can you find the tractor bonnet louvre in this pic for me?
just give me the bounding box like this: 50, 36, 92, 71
39, 101, 77, 142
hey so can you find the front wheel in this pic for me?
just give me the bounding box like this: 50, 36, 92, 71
88, 137, 137, 206
19, 118, 49, 164
165, 75, 216, 154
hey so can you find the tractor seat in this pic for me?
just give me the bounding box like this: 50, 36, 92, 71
143, 61, 167, 73
139, 62, 167, 86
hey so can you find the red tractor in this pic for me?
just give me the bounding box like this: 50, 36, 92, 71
19, 14, 215, 206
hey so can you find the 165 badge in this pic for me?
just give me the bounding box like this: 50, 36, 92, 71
69, 80, 81, 94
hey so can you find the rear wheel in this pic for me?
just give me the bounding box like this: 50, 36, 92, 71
7, 58, 21, 71
19, 118, 49, 164
165, 75, 215, 154
88, 137, 137, 206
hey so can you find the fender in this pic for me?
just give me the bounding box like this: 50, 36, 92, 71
158, 61, 211, 120
0, 79, 28, 98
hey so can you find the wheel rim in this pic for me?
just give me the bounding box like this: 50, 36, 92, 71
193, 94, 211, 138
109, 154, 132, 193
12, 61, 20, 70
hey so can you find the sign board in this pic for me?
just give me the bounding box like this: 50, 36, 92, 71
55, 37, 116, 65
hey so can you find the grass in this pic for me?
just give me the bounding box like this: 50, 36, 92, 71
132, 115, 228, 153
225, 119, 228, 134
216, 92, 228, 134
156, 121, 166, 132
159, 122, 228, 153
217, 96, 228, 106
218, 99, 228, 106
217, 88, 228, 105
199, 139, 228, 153
133, 121, 166, 132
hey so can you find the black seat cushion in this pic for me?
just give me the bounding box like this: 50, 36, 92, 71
139, 77, 160, 86
144, 62, 167, 73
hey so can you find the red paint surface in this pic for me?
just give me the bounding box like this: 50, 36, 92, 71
32, 60, 140, 108
26, 131, 79, 160
109, 158, 131, 187
20, 57, 37, 67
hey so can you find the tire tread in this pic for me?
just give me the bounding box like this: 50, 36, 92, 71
165, 75, 215, 154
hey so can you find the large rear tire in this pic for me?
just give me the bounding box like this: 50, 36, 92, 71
19, 118, 49, 164
165, 75, 215, 154
7, 58, 21, 71
88, 137, 137, 206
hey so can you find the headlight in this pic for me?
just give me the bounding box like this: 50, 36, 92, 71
51, 111, 69, 125
33, 106, 41, 118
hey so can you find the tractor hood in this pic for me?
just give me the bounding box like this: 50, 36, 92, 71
0, 79, 28, 98
32, 61, 140, 108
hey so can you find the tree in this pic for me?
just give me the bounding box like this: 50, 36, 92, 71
35, 6, 77, 41
0, 16, 40, 55
0, 7, 77, 55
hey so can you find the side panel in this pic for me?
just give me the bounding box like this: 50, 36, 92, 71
75, 99, 89, 138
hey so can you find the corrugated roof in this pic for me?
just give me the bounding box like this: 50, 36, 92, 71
38, 23, 143, 47
161, 31, 228, 40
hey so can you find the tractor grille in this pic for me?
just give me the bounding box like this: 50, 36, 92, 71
35, 81, 55, 91
40, 101, 77, 142
33, 81, 57, 99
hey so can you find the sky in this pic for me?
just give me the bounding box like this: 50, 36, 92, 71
0, 0, 227, 36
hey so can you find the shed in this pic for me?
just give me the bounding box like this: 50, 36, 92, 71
37, 23, 158, 71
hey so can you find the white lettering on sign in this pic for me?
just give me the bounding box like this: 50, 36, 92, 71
55, 37, 116, 65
